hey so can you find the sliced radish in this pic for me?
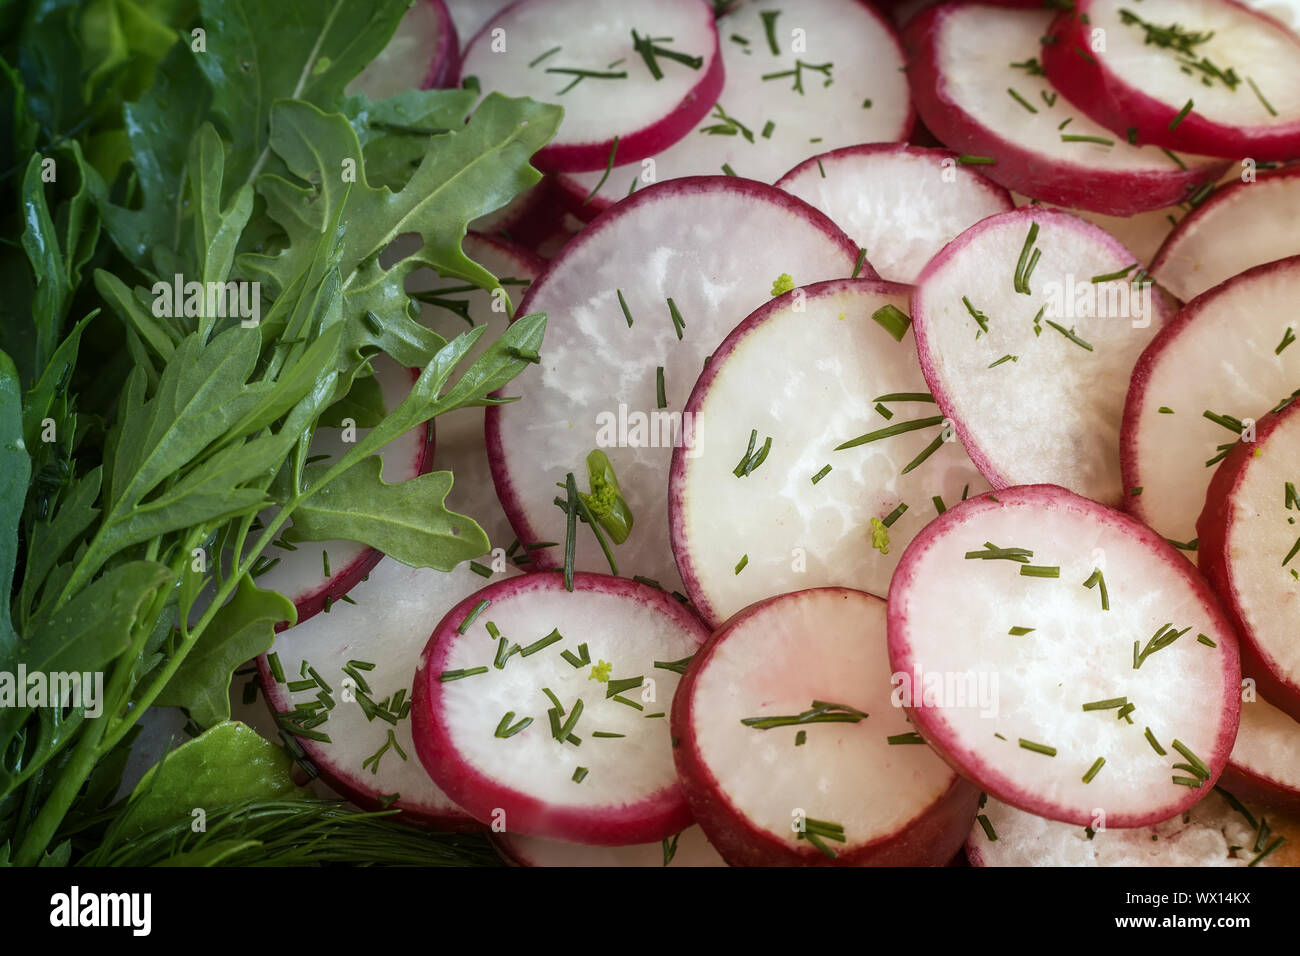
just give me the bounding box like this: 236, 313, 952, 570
1198, 399, 1300, 722
670, 278, 988, 629
486, 177, 861, 593
348, 0, 459, 97
257, 557, 501, 829
777, 145, 1013, 284
555, 0, 912, 218
414, 234, 545, 555
1224, 696, 1300, 814
968, 790, 1285, 865
905, 4, 1228, 216
888, 484, 1241, 828
1122, 255, 1300, 553
459, 0, 723, 173
256, 356, 430, 627
1042, 0, 1300, 161
672, 587, 980, 865
913, 207, 1173, 506
411, 573, 710, 844
445, 0, 515, 46
1012, 193, 1181, 269
493, 824, 726, 866
1150, 167, 1300, 302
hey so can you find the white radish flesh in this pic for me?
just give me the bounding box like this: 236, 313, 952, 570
486, 176, 861, 593
255, 356, 428, 626
411, 573, 709, 844
1197, 399, 1300, 722
1122, 255, 1300, 553
968, 791, 1284, 866
1150, 168, 1300, 302
258, 557, 502, 828
459, 0, 723, 172
913, 207, 1172, 506
779, 146, 1013, 284
348, 0, 459, 97
673, 588, 980, 866
888, 484, 1241, 827
556, 0, 912, 216
670, 279, 987, 628
446, 0, 514, 46
494, 825, 726, 866
1043, 0, 1300, 161
905, 4, 1228, 216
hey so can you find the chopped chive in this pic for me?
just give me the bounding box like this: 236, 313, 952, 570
1082, 568, 1109, 610
760, 9, 781, 54
469, 561, 492, 578
933, 495, 947, 515
888, 732, 926, 745
964, 542, 1033, 563
762, 120, 775, 138
493, 637, 520, 670
962, 296, 990, 334
957, 154, 996, 165
1168, 99, 1194, 131
268, 653, 285, 684
1161, 147, 1187, 170
520, 628, 564, 658
1008, 626, 1035, 636
457, 599, 490, 635
1277, 327, 1296, 355
977, 814, 998, 841
656, 366, 667, 409
1082, 757, 1106, 783
1247, 77, 1278, 117
871, 304, 912, 342
591, 731, 625, 739
1061, 133, 1114, 146
1044, 320, 1094, 351
1090, 263, 1139, 283
286, 679, 317, 693
563, 472, 577, 592
617, 289, 634, 327
494, 712, 533, 738
1007, 87, 1038, 113
645, 712, 665, 719
811, 464, 833, 485
605, 676, 644, 699
1171, 739, 1210, 780
852, 247, 868, 278
988, 354, 1018, 369
901, 434, 946, 476
611, 694, 643, 711
486, 621, 501, 640
835, 415, 945, 451
721, 162, 737, 177
734, 554, 748, 575
528, 45, 562, 68
1041, 89, 1058, 107
1172, 776, 1203, 788
583, 136, 618, 205
1249, 837, 1285, 866
1158, 406, 1174, 414
874, 392, 935, 403
881, 502, 909, 528
1018, 738, 1057, 756
1083, 697, 1127, 711
572, 766, 589, 783
1197, 634, 1217, 648
1127, 126, 1138, 144
1144, 727, 1167, 755
795, 730, 807, 746
1019, 565, 1060, 578
440, 667, 489, 682
561, 642, 591, 668
667, 297, 686, 339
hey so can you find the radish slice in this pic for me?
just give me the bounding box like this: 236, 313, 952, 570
1150, 167, 1300, 302
1042, 0, 1300, 161
459, 0, 723, 173
256, 356, 430, 627
555, 0, 911, 217
672, 587, 980, 865
486, 177, 862, 593
445, 0, 514, 46
411, 573, 710, 844
257, 557, 499, 829
888, 484, 1241, 828
415, 234, 546, 554
905, 4, 1229, 216
777, 145, 1013, 284
1224, 696, 1300, 814
494, 825, 726, 867
968, 790, 1285, 865
1012, 193, 1180, 269
1122, 256, 1300, 554
912, 207, 1173, 506
1198, 399, 1300, 722
348, 0, 459, 96
670, 279, 988, 629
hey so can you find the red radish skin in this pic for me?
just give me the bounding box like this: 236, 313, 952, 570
555, 0, 913, 218
1011, 192, 1181, 269
1121, 255, 1300, 551
1149, 167, 1300, 303
256, 358, 431, 629
460, 0, 724, 173
912, 207, 1174, 506
1198, 399, 1300, 722
1042, 0, 1300, 161
904, 4, 1229, 216
348, 0, 459, 96
257, 558, 496, 830
777, 145, 1014, 284
486, 176, 863, 593
411, 573, 709, 845
445, 0, 513, 47
492, 825, 726, 867
888, 485, 1242, 828
1222, 696, 1300, 815
672, 588, 981, 866
669, 278, 988, 629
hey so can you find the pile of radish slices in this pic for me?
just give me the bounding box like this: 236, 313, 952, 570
248, 0, 1300, 867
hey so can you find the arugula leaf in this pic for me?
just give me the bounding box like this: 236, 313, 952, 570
155, 579, 295, 727
0, 350, 30, 658
287, 458, 487, 570
118, 721, 305, 839
16, 466, 101, 632
317, 370, 387, 429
